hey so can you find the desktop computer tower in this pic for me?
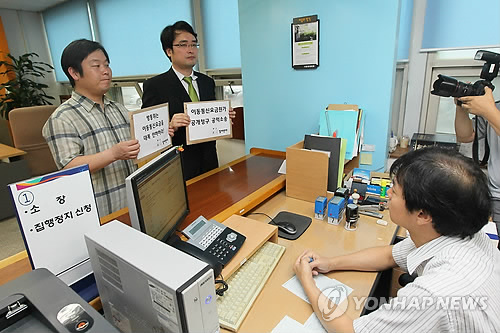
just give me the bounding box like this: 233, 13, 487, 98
85, 221, 219, 333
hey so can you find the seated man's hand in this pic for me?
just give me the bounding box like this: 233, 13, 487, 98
297, 250, 332, 276
294, 250, 315, 284
168, 126, 175, 138
294, 249, 333, 283
111, 139, 140, 161
170, 113, 191, 131
458, 87, 497, 117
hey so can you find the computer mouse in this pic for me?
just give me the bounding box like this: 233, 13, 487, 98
276, 222, 297, 235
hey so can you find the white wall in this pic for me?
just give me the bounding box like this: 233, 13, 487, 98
0, 9, 64, 103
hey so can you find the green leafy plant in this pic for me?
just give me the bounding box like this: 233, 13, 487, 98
0, 52, 55, 119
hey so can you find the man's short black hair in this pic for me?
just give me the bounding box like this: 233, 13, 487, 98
61, 39, 110, 87
160, 21, 197, 61
390, 147, 491, 239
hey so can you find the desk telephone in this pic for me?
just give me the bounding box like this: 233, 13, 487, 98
181, 216, 246, 267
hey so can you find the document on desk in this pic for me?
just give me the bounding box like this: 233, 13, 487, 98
278, 160, 286, 174
271, 314, 327, 333
304, 313, 327, 332
283, 274, 353, 305
482, 221, 499, 240
271, 316, 305, 333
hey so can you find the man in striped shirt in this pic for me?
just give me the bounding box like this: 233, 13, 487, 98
43, 39, 142, 217
294, 147, 500, 332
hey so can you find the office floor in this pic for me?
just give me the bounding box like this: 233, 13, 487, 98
0, 139, 246, 261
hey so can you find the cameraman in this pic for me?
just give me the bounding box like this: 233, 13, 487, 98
455, 86, 500, 249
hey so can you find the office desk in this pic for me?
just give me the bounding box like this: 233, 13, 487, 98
0, 148, 380, 331
0, 149, 286, 286
0, 144, 29, 219
230, 191, 398, 332
0, 143, 26, 161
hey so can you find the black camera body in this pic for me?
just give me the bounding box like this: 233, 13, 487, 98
431, 50, 500, 99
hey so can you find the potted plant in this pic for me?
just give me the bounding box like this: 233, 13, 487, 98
0, 52, 55, 120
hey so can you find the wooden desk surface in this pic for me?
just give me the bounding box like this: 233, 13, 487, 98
234, 191, 398, 332
0, 150, 286, 285
0, 143, 25, 160
389, 145, 409, 159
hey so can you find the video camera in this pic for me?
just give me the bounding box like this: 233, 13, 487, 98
431, 50, 500, 101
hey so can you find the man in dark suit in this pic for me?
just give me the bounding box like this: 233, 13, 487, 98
142, 21, 234, 180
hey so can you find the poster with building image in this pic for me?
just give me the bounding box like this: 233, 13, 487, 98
292, 15, 319, 69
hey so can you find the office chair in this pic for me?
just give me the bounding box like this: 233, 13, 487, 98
9, 105, 58, 177
399, 272, 417, 287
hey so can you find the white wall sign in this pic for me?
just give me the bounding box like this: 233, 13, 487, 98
130, 103, 172, 163
9, 165, 101, 285
184, 100, 232, 145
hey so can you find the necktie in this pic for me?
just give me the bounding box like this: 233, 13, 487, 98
183, 76, 199, 102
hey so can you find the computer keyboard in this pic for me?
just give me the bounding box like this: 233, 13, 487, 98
217, 241, 285, 331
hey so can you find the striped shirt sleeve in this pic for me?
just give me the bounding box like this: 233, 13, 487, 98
353, 283, 449, 333
392, 236, 415, 272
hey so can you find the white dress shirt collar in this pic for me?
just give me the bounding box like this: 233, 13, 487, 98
172, 66, 198, 82
406, 235, 465, 274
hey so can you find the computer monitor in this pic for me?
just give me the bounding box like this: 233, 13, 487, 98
125, 147, 189, 242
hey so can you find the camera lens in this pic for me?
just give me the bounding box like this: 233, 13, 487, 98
431, 74, 476, 97
431, 75, 459, 97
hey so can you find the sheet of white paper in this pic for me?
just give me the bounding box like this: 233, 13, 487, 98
271, 316, 305, 333
482, 221, 498, 236
278, 160, 286, 174
283, 274, 353, 305
132, 105, 171, 160
482, 221, 499, 245
310, 149, 331, 157
186, 100, 231, 142
9, 166, 100, 286
304, 313, 327, 332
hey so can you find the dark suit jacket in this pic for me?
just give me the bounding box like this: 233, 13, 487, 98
142, 67, 218, 179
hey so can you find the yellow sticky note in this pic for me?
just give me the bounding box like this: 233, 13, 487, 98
360, 152, 372, 165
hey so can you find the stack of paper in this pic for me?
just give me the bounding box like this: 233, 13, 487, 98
272, 274, 354, 333
318, 105, 365, 160
272, 314, 327, 333
304, 134, 346, 191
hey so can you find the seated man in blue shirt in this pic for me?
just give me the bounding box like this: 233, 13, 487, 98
294, 147, 500, 332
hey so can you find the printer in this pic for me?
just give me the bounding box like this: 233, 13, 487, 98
0, 268, 118, 333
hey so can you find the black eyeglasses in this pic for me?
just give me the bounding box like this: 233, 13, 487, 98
173, 43, 200, 49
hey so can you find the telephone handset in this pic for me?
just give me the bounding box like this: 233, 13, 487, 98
182, 216, 245, 267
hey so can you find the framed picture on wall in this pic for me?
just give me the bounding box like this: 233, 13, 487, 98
292, 15, 319, 69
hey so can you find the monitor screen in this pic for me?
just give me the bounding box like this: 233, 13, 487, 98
126, 147, 189, 242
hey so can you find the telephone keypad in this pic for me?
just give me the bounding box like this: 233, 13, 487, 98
208, 238, 232, 262
199, 225, 224, 249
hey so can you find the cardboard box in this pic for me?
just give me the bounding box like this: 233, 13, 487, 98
371, 171, 390, 180
286, 141, 329, 202
327, 104, 358, 111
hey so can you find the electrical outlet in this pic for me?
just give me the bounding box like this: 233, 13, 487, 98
362, 144, 375, 152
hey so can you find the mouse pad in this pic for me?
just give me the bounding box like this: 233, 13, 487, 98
272, 211, 312, 240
